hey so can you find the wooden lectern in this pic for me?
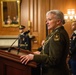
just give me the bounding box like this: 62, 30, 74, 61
0, 49, 37, 75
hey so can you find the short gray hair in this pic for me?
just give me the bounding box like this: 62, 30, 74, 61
46, 10, 65, 24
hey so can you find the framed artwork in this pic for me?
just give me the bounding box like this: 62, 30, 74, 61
1, 0, 20, 27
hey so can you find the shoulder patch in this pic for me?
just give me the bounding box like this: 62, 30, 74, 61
53, 33, 60, 41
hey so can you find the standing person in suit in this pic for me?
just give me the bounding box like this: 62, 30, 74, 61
68, 21, 76, 75
18, 25, 31, 51
20, 10, 69, 75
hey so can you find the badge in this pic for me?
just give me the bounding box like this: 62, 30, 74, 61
53, 33, 60, 41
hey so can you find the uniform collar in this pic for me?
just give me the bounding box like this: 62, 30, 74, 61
52, 25, 64, 32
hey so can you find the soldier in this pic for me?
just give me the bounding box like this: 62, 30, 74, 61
68, 21, 76, 75
20, 10, 69, 75
18, 25, 31, 51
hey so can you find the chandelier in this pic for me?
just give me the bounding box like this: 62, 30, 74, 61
64, 9, 76, 21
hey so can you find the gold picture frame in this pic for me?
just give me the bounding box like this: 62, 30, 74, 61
1, 0, 20, 27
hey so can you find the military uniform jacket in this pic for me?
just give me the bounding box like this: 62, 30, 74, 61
18, 32, 31, 51
33, 26, 69, 75
70, 30, 76, 59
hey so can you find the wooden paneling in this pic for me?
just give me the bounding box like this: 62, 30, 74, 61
0, 0, 19, 35
64, 22, 72, 38
21, 0, 29, 29
21, 0, 50, 50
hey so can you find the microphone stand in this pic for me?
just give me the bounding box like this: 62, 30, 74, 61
17, 44, 20, 54
8, 37, 18, 52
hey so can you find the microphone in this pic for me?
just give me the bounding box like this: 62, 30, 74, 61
24, 30, 30, 35
8, 38, 18, 52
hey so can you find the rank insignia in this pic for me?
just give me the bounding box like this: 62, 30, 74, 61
53, 33, 60, 41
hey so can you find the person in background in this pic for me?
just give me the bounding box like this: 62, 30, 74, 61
68, 21, 76, 75
5, 15, 12, 24
20, 10, 69, 75
18, 25, 31, 51
12, 16, 18, 24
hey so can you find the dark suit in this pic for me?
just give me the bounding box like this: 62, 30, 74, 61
68, 31, 76, 75
18, 32, 31, 51
33, 26, 69, 75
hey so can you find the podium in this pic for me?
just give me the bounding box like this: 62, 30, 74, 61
0, 49, 37, 75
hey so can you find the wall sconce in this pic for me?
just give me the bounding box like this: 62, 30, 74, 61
64, 9, 76, 21
28, 21, 31, 30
